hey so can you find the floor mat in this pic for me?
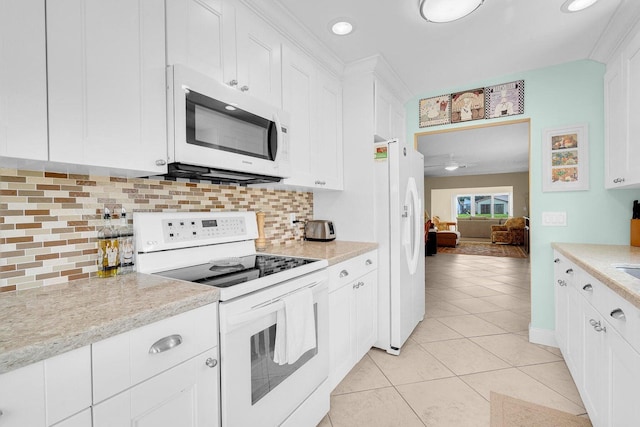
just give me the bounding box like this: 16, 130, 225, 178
490, 392, 592, 426
437, 242, 527, 258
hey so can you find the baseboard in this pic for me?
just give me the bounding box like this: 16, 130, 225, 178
528, 325, 558, 348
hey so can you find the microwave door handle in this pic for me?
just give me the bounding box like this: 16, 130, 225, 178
270, 114, 281, 161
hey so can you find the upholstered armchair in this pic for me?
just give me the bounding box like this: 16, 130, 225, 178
491, 217, 525, 245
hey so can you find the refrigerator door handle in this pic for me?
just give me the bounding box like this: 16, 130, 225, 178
404, 177, 422, 275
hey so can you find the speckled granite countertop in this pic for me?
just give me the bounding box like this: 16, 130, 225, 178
0, 273, 218, 375
260, 240, 378, 265
552, 243, 640, 309
0, 240, 377, 375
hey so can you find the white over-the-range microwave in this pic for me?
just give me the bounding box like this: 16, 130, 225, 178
166, 64, 291, 184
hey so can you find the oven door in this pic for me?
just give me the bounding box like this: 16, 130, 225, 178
218, 270, 328, 427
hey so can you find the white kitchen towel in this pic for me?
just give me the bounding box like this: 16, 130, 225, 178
273, 288, 316, 365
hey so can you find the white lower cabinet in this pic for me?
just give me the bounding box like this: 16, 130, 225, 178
328, 251, 377, 390
553, 250, 640, 426
0, 345, 91, 427
0, 304, 218, 427
93, 348, 219, 427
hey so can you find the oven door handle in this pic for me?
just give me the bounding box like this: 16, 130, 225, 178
226, 281, 323, 328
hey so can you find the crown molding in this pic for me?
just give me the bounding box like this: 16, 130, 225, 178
590, 0, 640, 63
344, 54, 412, 103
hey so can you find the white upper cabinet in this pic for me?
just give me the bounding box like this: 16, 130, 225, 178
605, 28, 640, 189
282, 45, 343, 190
166, 0, 236, 84
374, 78, 405, 143
235, 3, 283, 107
0, 0, 48, 162
167, 0, 282, 108
46, 0, 168, 175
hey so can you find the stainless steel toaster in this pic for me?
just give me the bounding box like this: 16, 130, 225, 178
304, 220, 336, 241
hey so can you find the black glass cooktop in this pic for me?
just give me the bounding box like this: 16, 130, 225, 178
154, 254, 317, 288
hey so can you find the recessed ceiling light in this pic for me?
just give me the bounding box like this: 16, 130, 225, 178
420, 0, 484, 23
330, 19, 354, 36
561, 0, 600, 13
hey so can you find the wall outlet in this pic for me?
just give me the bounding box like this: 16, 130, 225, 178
289, 213, 296, 227
541, 211, 567, 226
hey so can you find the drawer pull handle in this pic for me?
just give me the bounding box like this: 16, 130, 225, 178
610, 308, 626, 321
554, 258, 560, 263
149, 334, 183, 354
339, 270, 349, 278
565, 268, 573, 275
589, 319, 607, 333
557, 279, 567, 287
205, 357, 218, 368
365, 259, 373, 265
582, 284, 593, 292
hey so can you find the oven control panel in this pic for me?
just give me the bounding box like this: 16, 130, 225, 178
162, 217, 246, 242
134, 211, 259, 254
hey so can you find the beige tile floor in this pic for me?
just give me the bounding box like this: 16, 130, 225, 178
318, 252, 590, 427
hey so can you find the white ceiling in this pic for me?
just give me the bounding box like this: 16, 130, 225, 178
270, 0, 640, 177
417, 121, 529, 177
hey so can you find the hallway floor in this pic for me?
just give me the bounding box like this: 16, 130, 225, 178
319, 252, 589, 426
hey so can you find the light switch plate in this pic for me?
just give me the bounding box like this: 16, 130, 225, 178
542, 211, 567, 226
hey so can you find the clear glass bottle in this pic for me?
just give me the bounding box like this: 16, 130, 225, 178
117, 208, 135, 275
97, 207, 119, 278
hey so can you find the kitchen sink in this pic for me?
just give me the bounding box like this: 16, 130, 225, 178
615, 265, 640, 280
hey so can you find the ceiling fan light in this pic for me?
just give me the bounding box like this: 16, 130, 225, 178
561, 0, 599, 13
420, 0, 484, 23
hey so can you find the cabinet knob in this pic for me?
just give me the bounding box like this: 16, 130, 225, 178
155, 159, 167, 166
228, 79, 238, 87
240, 85, 249, 92
205, 357, 218, 368
589, 318, 607, 333
554, 258, 560, 263
582, 284, 593, 292
610, 308, 626, 321
557, 279, 567, 287
613, 177, 626, 184
339, 269, 349, 278
365, 259, 373, 266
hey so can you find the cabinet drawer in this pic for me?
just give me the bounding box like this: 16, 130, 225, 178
327, 251, 377, 293
92, 303, 218, 403
598, 282, 640, 353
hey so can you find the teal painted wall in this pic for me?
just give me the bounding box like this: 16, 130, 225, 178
406, 59, 640, 333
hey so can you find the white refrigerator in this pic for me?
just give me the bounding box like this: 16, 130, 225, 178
374, 139, 425, 355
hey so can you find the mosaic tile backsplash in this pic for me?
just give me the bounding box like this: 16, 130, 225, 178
0, 168, 313, 292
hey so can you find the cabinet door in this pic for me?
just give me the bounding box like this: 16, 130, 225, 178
0, 362, 45, 427
0, 0, 48, 161
281, 46, 316, 187
93, 348, 219, 427
607, 327, 640, 427
553, 254, 571, 352
604, 55, 627, 189
47, 0, 167, 175
53, 408, 91, 427
623, 30, 640, 186
355, 270, 377, 361
374, 80, 393, 142
166, 0, 236, 84
315, 71, 344, 190
580, 300, 608, 426
235, 3, 282, 107
328, 283, 356, 390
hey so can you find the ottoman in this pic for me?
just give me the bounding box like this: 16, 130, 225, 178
437, 231, 459, 247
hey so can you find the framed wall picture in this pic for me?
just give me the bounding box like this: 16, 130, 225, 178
419, 94, 451, 127
451, 89, 484, 123
485, 80, 525, 119
542, 124, 589, 192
